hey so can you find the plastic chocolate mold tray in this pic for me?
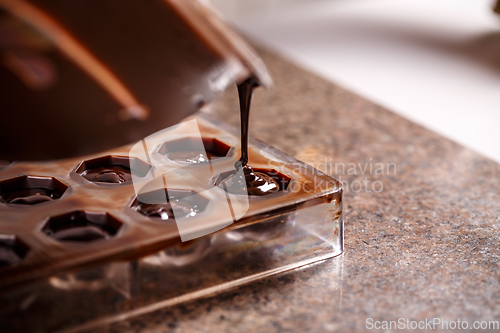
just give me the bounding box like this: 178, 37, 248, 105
0, 114, 343, 333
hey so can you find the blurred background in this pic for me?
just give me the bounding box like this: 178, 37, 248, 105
213, 0, 500, 163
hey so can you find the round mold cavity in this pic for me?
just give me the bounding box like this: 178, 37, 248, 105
0, 175, 68, 205
0, 234, 30, 268
158, 137, 231, 164
42, 211, 123, 243
131, 188, 209, 222
213, 167, 291, 196
75, 155, 151, 185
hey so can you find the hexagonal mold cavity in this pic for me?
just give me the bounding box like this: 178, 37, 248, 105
0, 234, 30, 268
158, 137, 231, 164
131, 188, 209, 222
75, 155, 151, 185
42, 211, 123, 243
0, 175, 69, 205
214, 167, 291, 196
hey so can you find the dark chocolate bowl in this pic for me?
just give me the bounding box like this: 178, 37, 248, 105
0, 0, 270, 161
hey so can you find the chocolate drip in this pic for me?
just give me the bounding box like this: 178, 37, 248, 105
235, 78, 279, 196
237, 77, 259, 168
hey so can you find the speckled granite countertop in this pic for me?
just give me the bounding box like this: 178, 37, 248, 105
93, 47, 500, 332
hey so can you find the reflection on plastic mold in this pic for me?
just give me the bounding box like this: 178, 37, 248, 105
131, 188, 209, 221
50, 266, 108, 291
42, 211, 123, 243
0, 175, 68, 205
75, 155, 151, 184
49, 262, 132, 296
226, 214, 292, 242
0, 234, 29, 268
142, 237, 212, 267
158, 137, 231, 164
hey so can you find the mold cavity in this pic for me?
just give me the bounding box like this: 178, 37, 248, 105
214, 167, 291, 196
42, 211, 123, 243
158, 137, 231, 164
75, 155, 151, 185
0, 175, 68, 205
0, 234, 29, 268
131, 188, 209, 221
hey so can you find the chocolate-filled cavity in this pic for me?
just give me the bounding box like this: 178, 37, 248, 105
0, 175, 68, 205
42, 211, 123, 243
243, 166, 279, 196
235, 77, 285, 196
221, 166, 279, 196
131, 189, 209, 221
0, 235, 30, 268
75, 156, 151, 185
82, 166, 132, 184
215, 167, 291, 196
158, 137, 231, 164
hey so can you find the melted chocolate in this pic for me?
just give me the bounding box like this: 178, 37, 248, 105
238, 77, 259, 167
136, 199, 201, 221
52, 226, 109, 242
243, 166, 279, 196
166, 151, 217, 164
2, 188, 61, 205
81, 165, 132, 184
137, 203, 175, 221
42, 211, 121, 244
219, 166, 279, 196
235, 78, 279, 196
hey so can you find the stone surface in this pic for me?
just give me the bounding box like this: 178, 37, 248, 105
91, 47, 500, 332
